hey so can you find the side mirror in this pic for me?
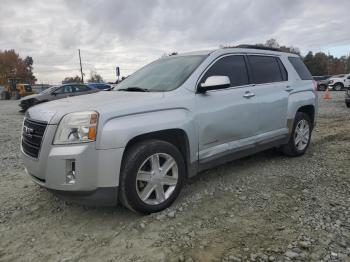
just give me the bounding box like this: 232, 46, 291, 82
197, 76, 230, 93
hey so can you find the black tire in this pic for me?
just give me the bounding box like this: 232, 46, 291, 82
346, 102, 350, 108
0, 91, 10, 100
333, 83, 343, 91
282, 112, 312, 157
318, 85, 326, 91
119, 139, 186, 214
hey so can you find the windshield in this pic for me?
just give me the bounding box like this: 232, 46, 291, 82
40, 86, 58, 94
115, 55, 206, 92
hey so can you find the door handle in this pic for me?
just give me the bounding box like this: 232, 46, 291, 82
285, 86, 294, 92
243, 91, 255, 98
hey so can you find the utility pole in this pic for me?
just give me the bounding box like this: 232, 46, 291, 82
78, 49, 84, 83
327, 51, 330, 75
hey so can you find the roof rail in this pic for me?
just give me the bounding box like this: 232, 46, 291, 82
233, 44, 281, 52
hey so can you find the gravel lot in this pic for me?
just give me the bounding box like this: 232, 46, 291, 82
0, 92, 349, 262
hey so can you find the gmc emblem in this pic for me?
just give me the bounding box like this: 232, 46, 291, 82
23, 126, 34, 138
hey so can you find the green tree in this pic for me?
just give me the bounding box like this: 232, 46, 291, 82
62, 75, 82, 84
87, 71, 104, 83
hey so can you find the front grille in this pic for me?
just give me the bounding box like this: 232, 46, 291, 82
22, 118, 48, 158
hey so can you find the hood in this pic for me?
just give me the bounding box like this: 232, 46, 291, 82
26, 91, 165, 124
20, 93, 40, 101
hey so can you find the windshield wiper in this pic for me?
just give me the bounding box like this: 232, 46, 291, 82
117, 87, 149, 92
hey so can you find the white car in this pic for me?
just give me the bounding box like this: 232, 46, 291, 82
328, 74, 350, 91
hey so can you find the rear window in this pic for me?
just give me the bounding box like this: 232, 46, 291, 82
288, 57, 313, 80
247, 56, 285, 84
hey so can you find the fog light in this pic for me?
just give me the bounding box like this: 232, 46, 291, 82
66, 160, 76, 184
66, 171, 76, 184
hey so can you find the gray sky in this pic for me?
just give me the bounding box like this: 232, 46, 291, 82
1, 0, 350, 84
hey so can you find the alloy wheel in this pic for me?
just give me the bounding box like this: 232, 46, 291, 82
294, 119, 310, 151
136, 153, 178, 205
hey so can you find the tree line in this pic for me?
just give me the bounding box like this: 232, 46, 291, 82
62, 71, 104, 84
1, 41, 350, 86
262, 39, 350, 76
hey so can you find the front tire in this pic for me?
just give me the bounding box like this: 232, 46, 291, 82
334, 83, 343, 91
282, 112, 312, 157
119, 140, 185, 214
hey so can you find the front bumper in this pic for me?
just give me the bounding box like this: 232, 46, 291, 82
48, 187, 119, 206
22, 124, 125, 206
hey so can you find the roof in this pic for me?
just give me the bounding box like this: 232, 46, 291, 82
177, 46, 298, 57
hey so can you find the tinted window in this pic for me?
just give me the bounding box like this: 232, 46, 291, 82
248, 56, 284, 84
24, 85, 32, 92
288, 57, 313, 80
200, 55, 249, 87
63, 85, 74, 93
75, 85, 90, 92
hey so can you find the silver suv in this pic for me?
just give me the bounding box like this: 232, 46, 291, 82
21, 47, 318, 214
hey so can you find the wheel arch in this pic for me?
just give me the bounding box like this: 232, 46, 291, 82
297, 105, 315, 127
121, 128, 195, 179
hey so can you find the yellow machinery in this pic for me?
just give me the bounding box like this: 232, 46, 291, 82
0, 79, 35, 100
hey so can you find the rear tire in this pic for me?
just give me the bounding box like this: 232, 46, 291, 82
119, 139, 186, 214
282, 112, 312, 157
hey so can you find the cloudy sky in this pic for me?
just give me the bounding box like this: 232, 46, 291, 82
1, 0, 350, 84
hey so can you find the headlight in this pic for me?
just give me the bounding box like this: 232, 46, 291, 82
54, 111, 98, 145
329, 80, 334, 84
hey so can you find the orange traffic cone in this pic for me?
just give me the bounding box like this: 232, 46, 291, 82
323, 88, 332, 100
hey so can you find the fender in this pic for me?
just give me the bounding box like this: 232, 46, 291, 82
96, 108, 198, 163
286, 89, 317, 132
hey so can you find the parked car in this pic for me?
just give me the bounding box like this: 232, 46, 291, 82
21, 47, 317, 214
345, 87, 350, 108
313, 75, 332, 91
19, 83, 98, 112
87, 82, 112, 91
328, 74, 350, 91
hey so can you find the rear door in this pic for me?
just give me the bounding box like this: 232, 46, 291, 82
246, 55, 289, 136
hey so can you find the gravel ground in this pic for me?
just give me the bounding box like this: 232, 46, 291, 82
0, 92, 349, 262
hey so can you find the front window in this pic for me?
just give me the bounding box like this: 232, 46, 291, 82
41, 86, 58, 94
24, 85, 32, 92
115, 55, 207, 92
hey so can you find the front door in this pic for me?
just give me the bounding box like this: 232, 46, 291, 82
195, 55, 260, 161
